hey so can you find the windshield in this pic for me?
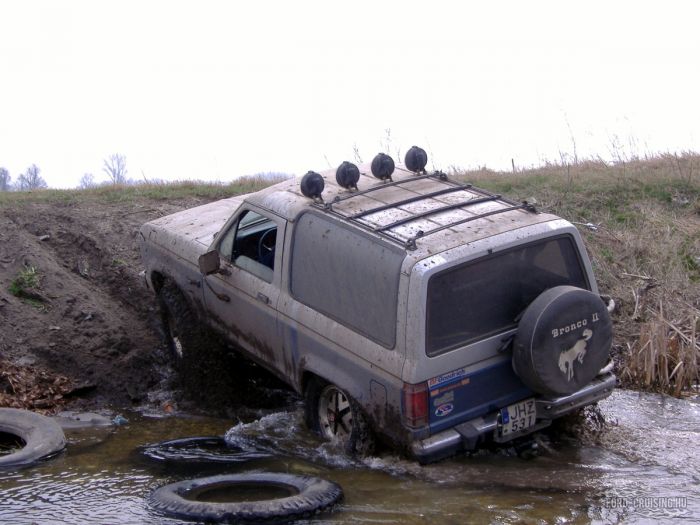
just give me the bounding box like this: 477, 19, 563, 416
426, 236, 588, 356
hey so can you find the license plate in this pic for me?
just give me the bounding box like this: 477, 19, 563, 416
498, 398, 536, 436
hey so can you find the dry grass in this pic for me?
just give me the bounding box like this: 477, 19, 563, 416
623, 303, 699, 396
455, 152, 700, 397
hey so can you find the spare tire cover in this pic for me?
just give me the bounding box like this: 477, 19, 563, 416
512, 286, 612, 397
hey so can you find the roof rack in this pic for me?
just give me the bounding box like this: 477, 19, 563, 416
312, 171, 537, 250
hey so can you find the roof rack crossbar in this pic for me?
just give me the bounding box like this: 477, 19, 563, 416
374, 194, 501, 232
406, 203, 535, 244
348, 184, 471, 220
467, 185, 520, 206
314, 203, 409, 247
329, 171, 449, 205
311, 171, 537, 251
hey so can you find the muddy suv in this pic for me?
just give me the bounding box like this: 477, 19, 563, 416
140, 149, 615, 463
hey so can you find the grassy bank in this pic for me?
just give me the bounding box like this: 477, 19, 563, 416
0, 174, 288, 206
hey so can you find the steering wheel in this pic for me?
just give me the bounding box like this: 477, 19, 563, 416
257, 228, 276, 263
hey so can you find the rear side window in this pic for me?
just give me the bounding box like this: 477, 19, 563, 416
426, 236, 588, 356
290, 213, 404, 348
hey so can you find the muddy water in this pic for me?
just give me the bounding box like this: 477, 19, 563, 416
0, 390, 697, 524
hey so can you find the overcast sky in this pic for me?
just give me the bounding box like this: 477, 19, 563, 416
1, 1, 699, 188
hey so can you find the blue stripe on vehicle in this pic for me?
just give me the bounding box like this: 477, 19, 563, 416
428, 360, 532, 434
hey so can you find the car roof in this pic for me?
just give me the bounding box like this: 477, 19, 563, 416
245, 162, 561, 259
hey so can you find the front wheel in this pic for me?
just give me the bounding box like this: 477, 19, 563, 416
157, 280, 223, 401
304, 379, 374, 457
158, 281, 204, 369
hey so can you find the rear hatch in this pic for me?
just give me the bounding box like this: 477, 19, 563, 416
418, 233, 591, 433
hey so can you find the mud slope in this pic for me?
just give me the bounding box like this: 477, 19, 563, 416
0, 196, 209, 408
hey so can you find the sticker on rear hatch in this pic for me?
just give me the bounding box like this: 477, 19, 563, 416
427, 367, 469, 389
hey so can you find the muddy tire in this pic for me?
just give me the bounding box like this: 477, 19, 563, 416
157, 280, 222, 398
512, 286, 613, 397
0, 408, 66, 470
305, 378, 374, 457
158, 280, 200, 364
149, 473, 343, 524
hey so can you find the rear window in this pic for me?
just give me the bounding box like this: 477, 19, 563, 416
426, 236, 588, 356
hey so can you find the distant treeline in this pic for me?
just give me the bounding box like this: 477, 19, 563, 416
0, 153, 291, 191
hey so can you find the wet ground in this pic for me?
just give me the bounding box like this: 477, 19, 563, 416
0, 389, 697, 524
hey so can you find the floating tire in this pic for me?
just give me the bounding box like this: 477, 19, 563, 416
512, 286, 613, 397
149, 473, 343, 524
0, 408, 66, 469
140, 436, 271, 465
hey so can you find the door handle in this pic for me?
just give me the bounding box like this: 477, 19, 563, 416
257, 292, 270, 305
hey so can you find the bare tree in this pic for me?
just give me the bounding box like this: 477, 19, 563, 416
0, 167, 10, 191
16, 164, 47, 190
103, 153, 127, 185
79, 173, 95, 189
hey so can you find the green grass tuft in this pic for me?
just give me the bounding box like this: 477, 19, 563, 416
9, 265, 40, 297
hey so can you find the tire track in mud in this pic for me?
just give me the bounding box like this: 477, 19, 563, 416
0, 199, 194, 408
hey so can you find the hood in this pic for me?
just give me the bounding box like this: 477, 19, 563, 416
140, 196, 243, 259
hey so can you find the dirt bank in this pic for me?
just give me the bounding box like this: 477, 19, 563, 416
0, 194, 213, 411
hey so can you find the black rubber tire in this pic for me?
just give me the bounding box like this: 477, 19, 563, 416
149, 473, 343, 524
158, 280, 202, 365
140, 436, 271, 465
0, 408, 66, 469
157, 280, 222, 398
304, 378, 374, 457
512, 286, 613, 397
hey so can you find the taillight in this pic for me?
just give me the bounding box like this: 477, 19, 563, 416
402, 381, 429, 428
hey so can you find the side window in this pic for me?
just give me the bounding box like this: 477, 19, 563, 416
217, 210, 277, 282
290, 212, 404, 348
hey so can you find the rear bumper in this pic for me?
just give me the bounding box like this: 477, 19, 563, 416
411, 372, 616, 464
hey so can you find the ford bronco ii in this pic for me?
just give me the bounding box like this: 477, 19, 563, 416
140, 148, 615, 463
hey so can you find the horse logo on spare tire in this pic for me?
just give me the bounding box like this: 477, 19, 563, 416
512, 286, 613, 397
558, 328, 593, 381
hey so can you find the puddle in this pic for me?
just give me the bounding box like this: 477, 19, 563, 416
0, 390, 697, 524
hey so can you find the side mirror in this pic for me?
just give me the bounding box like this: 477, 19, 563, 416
198, 250, 220, 276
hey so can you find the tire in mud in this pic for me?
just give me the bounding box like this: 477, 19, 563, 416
148, 473, 343, 524
0, 408, 66, 469
304, 378, 374, 457
157, 280, 227, 401
512, 285, 613, 397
